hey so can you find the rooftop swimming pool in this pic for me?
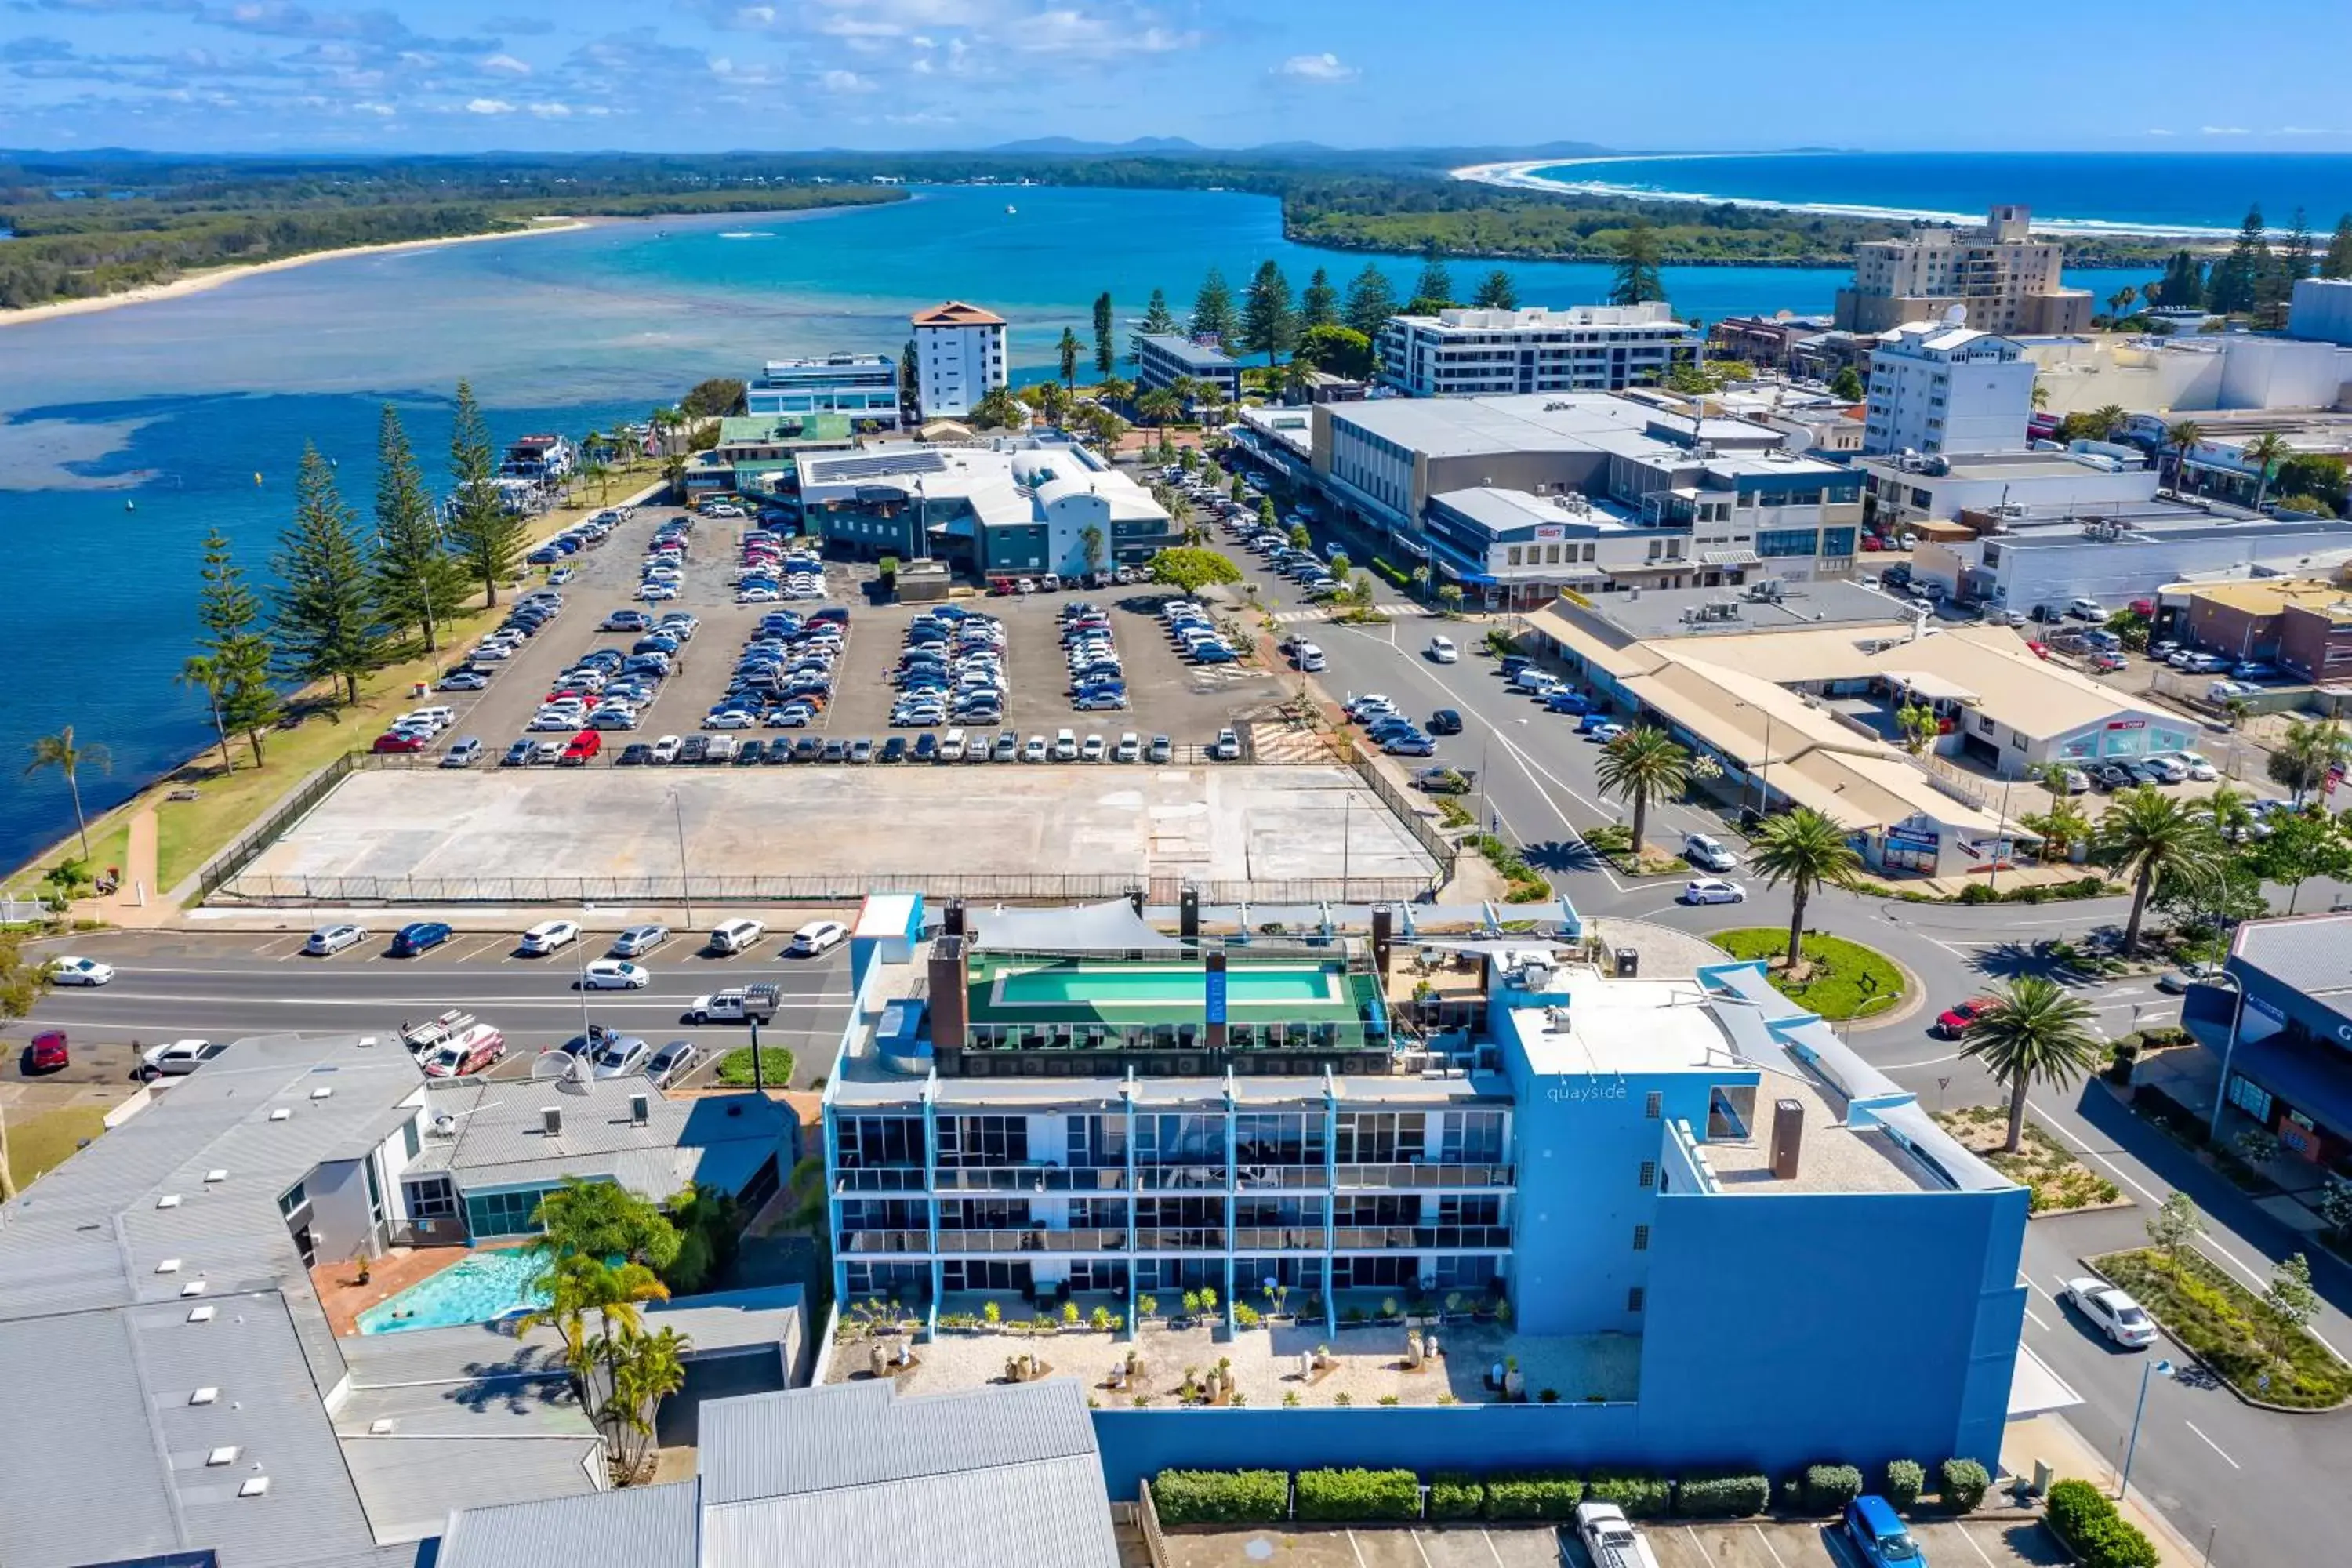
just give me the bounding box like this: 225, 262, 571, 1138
989, 963, 1340, 1008
355, 1247, 547, 1335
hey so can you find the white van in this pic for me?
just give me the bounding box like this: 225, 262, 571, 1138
708, 917, 766, 956
940, 728, 967, 761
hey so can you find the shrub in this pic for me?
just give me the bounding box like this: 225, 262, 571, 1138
1296, 1468, 1421, 1523
1152, 1469, 1289, 1525
2045, 1479, 2161, 1568
1939, 1458, 1990, 1514
1585, 1470, 1671, 1519
1483, 1472, 1583, 1520
1881, 1460, 1924, 1512
1429, 1472, 1485, 1519
1674, 1472, 1770, 1519
1800, 1464, 1864, 1513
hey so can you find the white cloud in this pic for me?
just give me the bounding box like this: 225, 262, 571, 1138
354, 100, 394, 115
821, 67, 877, 92
528, 100, 570, 117
2278, 126, 2337, 136
481, 53, 531, 74
465, 96, 514, 113
736, 5, 776, 20
1275, 52, 1356, 82
2143, 128, 2173, 136
2201, 125, 2249, 136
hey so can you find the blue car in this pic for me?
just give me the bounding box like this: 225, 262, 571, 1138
1576, 710, 1615, 733
1544, 690, 1592, 716
1842, 1497, 1925, 1567
390, 920, 453, 958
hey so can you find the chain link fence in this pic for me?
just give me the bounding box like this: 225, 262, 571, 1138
212, 869, 1436, 908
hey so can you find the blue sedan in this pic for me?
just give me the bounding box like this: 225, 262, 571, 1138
390, 921, 454, 958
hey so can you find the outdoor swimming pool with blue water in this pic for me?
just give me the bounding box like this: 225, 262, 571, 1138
355, 1248, 548, 1335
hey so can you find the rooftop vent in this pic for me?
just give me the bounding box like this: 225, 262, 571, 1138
156, 1195, 181, 1210
180, 1281, 207, 1298
630, 1094, 651, 1127
238, 1477, 270, 1499
268, 1109, 291, 1122
368, 1418, 396, 1436
204, 1169, 227, 1183
187, 1305, 216, 1323
156, 1259, 181, 1274
189, 1387, 219, 1406
541, 1106, 564, 1138
310, 1086, 333, 1101
206, 1446, 240, 1466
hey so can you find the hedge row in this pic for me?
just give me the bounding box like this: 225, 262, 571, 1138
1154, 1458, 1992, 1526
2046, 1479, 2161, 1568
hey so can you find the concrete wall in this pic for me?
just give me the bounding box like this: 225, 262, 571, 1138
307, 1156, 377, 1263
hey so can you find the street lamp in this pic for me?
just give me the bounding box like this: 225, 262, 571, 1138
2201, 967, 2249, 1143
2117, 1357, 2175, 1504
670, 789, 694, 931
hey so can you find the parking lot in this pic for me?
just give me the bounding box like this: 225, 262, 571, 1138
1156, 1515, 2066, 1568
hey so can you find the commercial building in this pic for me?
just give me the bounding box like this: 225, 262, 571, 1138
439, 1380, 1118, 1568
913, 301, 1007, 418
1858, 447, 2162, 529
2023, 332, 2352, 419
0, 1031, 799, 1568
2180, 575, 2352, 680
1376, 304, 1700, 398
1309, 392, 1862, 597
1863, 321, 2037, 456
2289, 277, 2352, 347
1708, 313, 1837, 371
500, 434, 575, 485
818, 893, 2036, 1483
1835, 207, 2092, 336
681, 413, 859, 508
1135, 332, 1245, 403
797, 437, 1178, 578
2186, 912, 2352, 1171
746, 353, 903, 429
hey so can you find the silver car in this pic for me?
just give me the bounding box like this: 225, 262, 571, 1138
645, 1040, 702, 1089
612, 924, 671, 958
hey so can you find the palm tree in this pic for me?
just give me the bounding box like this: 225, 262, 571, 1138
2243, 431, 2290, 512
2270, 717, 2352, 805
2090, 404, 2127, 441
1056, 328, 1082, 391
2091, 786, 2223, 953
516, 1254, 606, 1411
25, 725, 107, 862
606, 1326, 692, 1483
1594, 726, 1690, 853
1136, 387, 1181, 430
2205, 782, 2256, 843
2162, 419, 2202, 491
2030, 379, 2049, 411
176, 655, 237, 775
1097, 375, 1134, 406
1958, 975, 2104, 1153
1748, 807, 1864, 970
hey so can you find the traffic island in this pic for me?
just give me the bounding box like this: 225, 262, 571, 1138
1708, 928, 1907, 1022
1931, 1109, 2127, 1216
2090, 1247, 2352, 1410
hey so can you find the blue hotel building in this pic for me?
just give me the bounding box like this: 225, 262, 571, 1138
822, 895, 2038, 1485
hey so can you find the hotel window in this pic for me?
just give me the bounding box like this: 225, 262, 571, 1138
1638, 1160, 1656, 1189
1644, 1092, 1662, 1119
1507, 546, 1523, 566
1627, 1287, 1646, 1312
405, 1176, 456, 1221
1632, 1224, 1650, 1252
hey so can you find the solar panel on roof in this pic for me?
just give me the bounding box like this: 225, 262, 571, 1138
809, 450, 949, 484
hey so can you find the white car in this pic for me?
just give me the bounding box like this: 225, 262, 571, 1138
1115, 731, 1142, 763
581, 959, 652, 989
789, 920, 848, 956
142, 1038, 226, 1077
2060, 1277, 2158, 1348
46, 955, 115, 986
304, 923, 368, 956
518, 920, 582, 956
1080, 734, 1107, 763
1426, 636, 1459, 663
650, 735, 684, 764
1682, 878, 1747, 906
1683, 833, 1737, 873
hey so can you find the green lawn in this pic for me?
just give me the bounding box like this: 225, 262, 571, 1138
715, 1047, 795, 1088
2096, 1247, 2352, 1409
1711, 928, 1906, 1022
6, 1104, 108, 1190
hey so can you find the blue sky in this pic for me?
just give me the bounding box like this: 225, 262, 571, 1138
2, 0, 2350, 154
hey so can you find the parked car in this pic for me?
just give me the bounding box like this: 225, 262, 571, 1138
441, 736, 484, 768
789, 919, 848, 956
645, 1040, 703, 1088
1933, 997, 2000, 1039
45, 954, 115, 986
420, 1024, 506, 1079
390, 921, 454, 958
1683, 833, 1737, 873
304, 923, 369, 956
2059, 1276, 2158, 1348
612, 924, 670, 958
1843, 1496, 1928, 1568
27, 1030, 69, 1073
1681, 878, 1746, 906
707, 917, 766, 956
142, 1037, 227, 1077
518, 919, 582, 956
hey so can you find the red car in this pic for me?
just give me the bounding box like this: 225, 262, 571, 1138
28, 1030, 68, 1072
1934, 998, 2002, 1039
372, 731, 427, 753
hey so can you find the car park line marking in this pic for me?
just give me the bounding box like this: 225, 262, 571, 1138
1344, 1529, 1369, 1568
1748, 1523, 1790, 1568
1406, 1529, 1435, 1568
1954, 1524, 2001, 1568
2024, 1276, 2059, 1308
1477, 1530, 1509, 1567
2022, 1304, 2048, 1330
2183, 1420, 2239, 1468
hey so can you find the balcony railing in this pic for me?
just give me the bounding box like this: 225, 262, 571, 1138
936, 1227, 1128, 1254
1333, 1163, 1515, 1189
837, 1229, 929, 1254
1233, 1163, 1327, 1190
833, 1167, 927, 1194
1232, 1226, 1327, 1251
932, 1164, 1128, 1192
1135, 1165, 1229, 1192
1331, 1225, 1514, 1251
1134, 1227, 1229, 1251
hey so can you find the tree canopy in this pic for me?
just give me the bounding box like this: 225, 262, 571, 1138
1149, 546, 1243, 596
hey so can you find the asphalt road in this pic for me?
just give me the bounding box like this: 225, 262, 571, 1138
13, 927, 854, 1090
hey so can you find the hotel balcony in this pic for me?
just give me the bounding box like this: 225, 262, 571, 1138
932, 1164, 1129, 1193
1134, 1227, 1229, 1251
1231, 1226, 1329, 1251
1135, 1165, 1229, 1192
1232, 1163, 1327, 1191
833, 1167, 929, 1195
1333, 1162, 1516, 1191
836, 1229, 930, 1255
935, 1227, 1129, 1254
1331, 1225, 1514, 1251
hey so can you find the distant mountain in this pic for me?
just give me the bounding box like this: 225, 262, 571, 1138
987, 136, 1205, 154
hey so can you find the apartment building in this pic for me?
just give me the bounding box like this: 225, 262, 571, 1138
1135, 333, 1245, 403
1863, 321, 2037, 456
746, 352, 903, 429
1834, 206, 2092, 336
913, 301, 1008, 418
820, 893, 2032, 1479
1376, 304, 1700, 398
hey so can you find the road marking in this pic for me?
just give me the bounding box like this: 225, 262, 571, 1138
1955, 1524, 2002, 1568
1345, 1529, 1369, 1568
1749, 1523, 1790, 1568
1407, 1528, 1435, 1568
2183, 1420, 2240, 1468
2023, 1305, 2048, 1330
1876, 1051, 1963, 1070
1479, 1530, 1509, 1567
2025, 1277, 2060, 1307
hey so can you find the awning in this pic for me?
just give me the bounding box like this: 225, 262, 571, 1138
967, 899, 1182, 952
1702, 548, 1763, 567
2007, 1343, 2084, 1420
927, 517, 975, 538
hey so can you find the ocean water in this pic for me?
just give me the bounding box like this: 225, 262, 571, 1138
1524, 151, 2352, 235
0, 183, 2157, 872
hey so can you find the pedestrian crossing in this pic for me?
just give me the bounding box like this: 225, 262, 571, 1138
1265, 604, 1419, 624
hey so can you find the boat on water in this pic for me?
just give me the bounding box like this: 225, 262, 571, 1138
1005, 204, 1018, 215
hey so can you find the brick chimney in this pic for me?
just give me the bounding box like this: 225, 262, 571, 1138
1769, 1098, 1804, 1181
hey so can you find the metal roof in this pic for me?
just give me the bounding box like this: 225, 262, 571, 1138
438, 1481, 699, 1568
404, 1076, 786, 1199
701, 1454, 1119, 1568
344, 1436, 605, 1545
2233, 912, 2352, 1020
702, 1379, 1095, 1503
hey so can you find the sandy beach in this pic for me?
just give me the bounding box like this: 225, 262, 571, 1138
0, 216, 595, 329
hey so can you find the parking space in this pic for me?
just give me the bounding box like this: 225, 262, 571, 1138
1158, 1516, 2063, 1568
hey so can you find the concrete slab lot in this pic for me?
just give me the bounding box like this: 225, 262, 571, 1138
235, 764, 1435, 898
1162, 1519, 2063, 1568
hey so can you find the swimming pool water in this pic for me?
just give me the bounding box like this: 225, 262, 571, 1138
356, 1248, 549, 1335
996, 965, 1334, 1005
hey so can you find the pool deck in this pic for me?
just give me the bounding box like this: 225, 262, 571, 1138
970, 956, 1377, 1029
313, 1243, 482, 1338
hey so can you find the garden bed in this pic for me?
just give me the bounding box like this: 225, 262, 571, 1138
1710, 929, 1907, 1022
714, 1047, 795, 1087
2092, 1247, 2352, 1410
1582, 824, 1686, 877
1932, 1108, 2125, 1215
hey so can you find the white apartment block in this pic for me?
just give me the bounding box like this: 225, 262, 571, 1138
912, 300, 1007, 419
1835, 206, 2092, 336
1863, 321, 2036, 456
746, 353, 903, 429
1376, 304, 1700, 398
